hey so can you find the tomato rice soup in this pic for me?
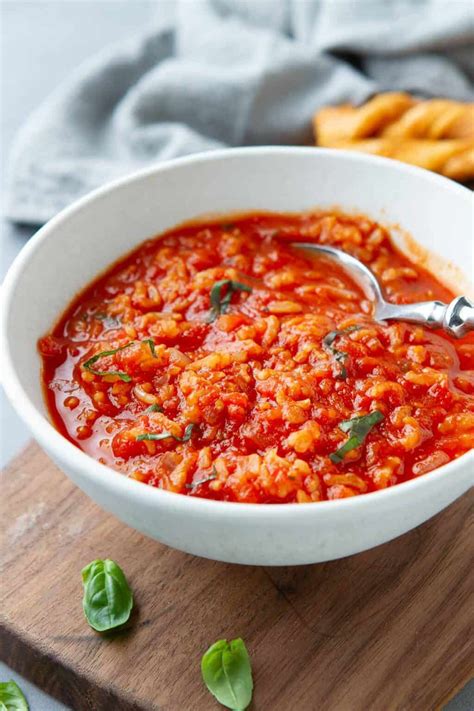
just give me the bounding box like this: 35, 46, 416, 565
39, 212, 474, 503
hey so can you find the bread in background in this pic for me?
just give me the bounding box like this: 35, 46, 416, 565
314, 92, 474, 181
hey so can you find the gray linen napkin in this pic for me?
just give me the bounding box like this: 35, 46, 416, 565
5, 0, 474, 225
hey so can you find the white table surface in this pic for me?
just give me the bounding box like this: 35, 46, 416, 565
1, 2, 472, 709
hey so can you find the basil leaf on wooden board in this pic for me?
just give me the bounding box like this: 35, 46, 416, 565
0, 680, 29, 711
322, 325, 362, 379
209, 280, 252, 322
330, 411, 384, 463
137, 423, 195, 442
201, 638, 253, 711
81, 559, 133, 632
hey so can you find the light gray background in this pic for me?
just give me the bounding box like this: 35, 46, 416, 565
1, 2, 472, 710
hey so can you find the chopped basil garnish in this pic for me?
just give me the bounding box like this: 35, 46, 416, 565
323, 325, 361, 349
323, 325, 361, 379
330, 411, 384, 463
186, 467, 217, 489
83, 343, 134, 382
81, 559, 133, 632
142, 338, 157, 358
209, 279, 252, 322
0, 680, 29, 710
145, 403, 163, 413
83, 338, 156, 382
137, 423, 196, 442
201, 637, 253, 711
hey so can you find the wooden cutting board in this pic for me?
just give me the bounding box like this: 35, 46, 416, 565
1, 443, 473, 711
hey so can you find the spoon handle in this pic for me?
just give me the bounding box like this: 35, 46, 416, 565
377, 296, 474, 338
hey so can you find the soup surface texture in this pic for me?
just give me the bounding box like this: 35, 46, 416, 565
39, 212, 474, 503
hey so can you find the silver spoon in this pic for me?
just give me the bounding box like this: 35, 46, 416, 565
292, 243, 474, 338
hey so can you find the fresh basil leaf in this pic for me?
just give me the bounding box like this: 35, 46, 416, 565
209, 280, 252, 322
333, 350, 349, 379
323, 325, 361, 379
0, 681, 29, 711
338, 410, 384, 435
201, 637, 253, 711
185, 469, 217, 489
137, 432, 171, 442
145, 403, 163, 413
83, 338, 157, 382
330, 410, 384, 463
81, 559, 133, 632
328, 435, 361, 463
323, 324, 361, 349
137, 423, 196, 442
142, 338, 157, 357
83, 342, 134, 382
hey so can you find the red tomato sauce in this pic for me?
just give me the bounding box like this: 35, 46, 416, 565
39, 212, 474, 503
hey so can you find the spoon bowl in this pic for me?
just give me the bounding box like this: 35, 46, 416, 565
293, 243, 474, 338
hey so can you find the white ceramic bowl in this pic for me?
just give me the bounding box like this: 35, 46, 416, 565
2, 147, 473, 565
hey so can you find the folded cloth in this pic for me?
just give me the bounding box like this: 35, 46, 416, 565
5, 0, 474, 225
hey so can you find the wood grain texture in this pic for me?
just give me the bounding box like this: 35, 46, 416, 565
1, 443, 473, 711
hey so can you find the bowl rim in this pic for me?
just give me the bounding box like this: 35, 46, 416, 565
2, 145, 473, 518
